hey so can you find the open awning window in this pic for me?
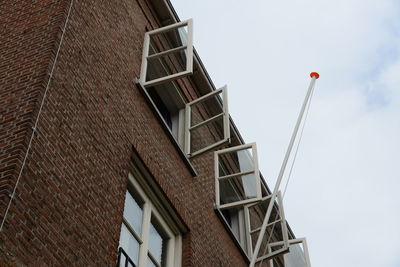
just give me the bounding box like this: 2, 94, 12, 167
268, 238, 311, 267
139, 20, 193, 87
246, 191, 289, 264
215, 143, 262, 210
185, 86, 230, 157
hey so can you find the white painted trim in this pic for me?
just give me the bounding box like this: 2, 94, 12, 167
185, 86, 230, 157
222, 86, 230, 141
186, 19, 194, 74
139, 19, 194, 87
138, 202, 151, 267
255, 193, 289, 262
122, 173, 182, 267
189, 138, 229, 158
215, 143, 262, 209
146, 20, 190, 35
147, 45, 187, 59
268, 238, 311, 267
244, 204, 253, 256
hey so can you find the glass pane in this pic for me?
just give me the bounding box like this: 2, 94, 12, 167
118, 253, 136, 267
118, 253, 126, 267
190, 116, 225, 154
282, 243, 308, 267
146, 50, 187, 82
146, 81, 183, 141
123, 191, 143, 235
218, 147, 254, 177
272, 256, 285, 267
148, 222, 165, 264
219, 174, 257, 205
119, 224, 140, 265
248, 197, 288, 261
190, 93, 223, 127
250, 229, 260, 253
248, 197, 282, 232
147, 256, 157, 267
253, 224, 283, 260
149, 25, 188, 55
147, 86, 181, 132
221, 208, 240, 240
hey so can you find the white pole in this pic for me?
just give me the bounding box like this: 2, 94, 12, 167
249, 73, 319, 266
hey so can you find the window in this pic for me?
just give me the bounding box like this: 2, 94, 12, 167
215, 143, 262, 209
146, 81, 186, 144
268, 238, 311, 267
214, 143, 262, 257
246, 191, 289, 263
138, 20, 193, 147
118, 174, 182, 267
220, 206, 249, 251
138, 20, 230, 159
140, 20, 193, 87
185, 86, 230, 157
214, 143, 290, 262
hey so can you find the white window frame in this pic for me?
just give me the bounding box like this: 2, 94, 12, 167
268, 238, 311, 267
246, 191, 289, 263
184, 86, 230, 157
139, 19, 194, 87
118, 173, 182, 267
215, 143, 262, 210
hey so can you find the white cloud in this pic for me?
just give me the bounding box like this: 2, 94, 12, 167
171, 0, 400, 266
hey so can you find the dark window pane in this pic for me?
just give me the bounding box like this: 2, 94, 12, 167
219, 174, 257, 205
218, 148, 254, 177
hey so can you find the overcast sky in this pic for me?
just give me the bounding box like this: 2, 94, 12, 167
170, 0, 400, 266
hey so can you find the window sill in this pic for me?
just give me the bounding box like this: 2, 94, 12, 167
135, 81, 197, 177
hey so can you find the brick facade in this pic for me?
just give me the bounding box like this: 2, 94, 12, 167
0, 0, 254, 266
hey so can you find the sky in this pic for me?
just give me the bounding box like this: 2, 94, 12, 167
170, 0, 400, 266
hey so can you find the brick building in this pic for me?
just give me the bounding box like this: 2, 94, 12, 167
0, 0, 311, 266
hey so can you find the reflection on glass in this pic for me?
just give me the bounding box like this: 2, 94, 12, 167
219, 148, 254, 176
221, 208, 240, 240
190, 94, 223, 127
123, 191, 143, 235
148, 222, 164, 264
119, 253, 136, 267
248, 197, 281, 226
252, 224, 281, 258
146, 50, 187, 82
270, 243, 307, 267
149, 26, 188, 55
283, 243, 307, 267
219, 174, 257, 204
190, 116, 225, 153
118, 254, 126, 267
147, 256, 157, 267
119, 224, 140, 265
178, 26, 188, 47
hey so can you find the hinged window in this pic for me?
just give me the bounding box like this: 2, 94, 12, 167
268, 238, 311, 267
118, 173, 184, 267
140, 20, 193, 87
215, 143, 262, 209
185, 86, 230, 157
246, 191, 289, 264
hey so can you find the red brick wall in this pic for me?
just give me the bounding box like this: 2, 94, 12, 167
0, 0, 248, 266
0, 0, 70, 246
